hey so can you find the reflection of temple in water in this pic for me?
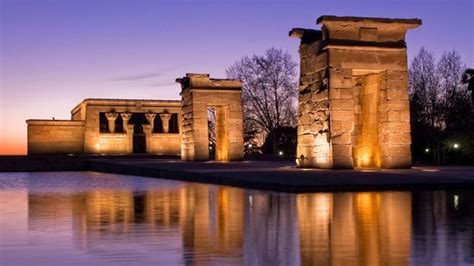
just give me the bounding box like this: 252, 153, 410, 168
64, 185, 243, 264
19, 183, 474, 265
297, 192, 412, 265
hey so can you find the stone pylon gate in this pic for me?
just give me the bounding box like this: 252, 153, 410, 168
291, 16, 421, 169
177, 73, 244, 161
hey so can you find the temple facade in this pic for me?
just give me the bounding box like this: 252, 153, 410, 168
26, 73, 244, 161
291, 16, 421, 169
27, 98, 182, 155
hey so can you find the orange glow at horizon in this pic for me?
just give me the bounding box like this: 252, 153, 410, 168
0, 139, 27, 155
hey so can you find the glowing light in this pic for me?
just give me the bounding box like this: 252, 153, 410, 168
209, 146, 213, 150
454, 194, 459, 209
425, 148, 430, 153
248, 144, 252, 148
278, 151, 283, 156
421, 168, 439, 172
453, 143, 460, 149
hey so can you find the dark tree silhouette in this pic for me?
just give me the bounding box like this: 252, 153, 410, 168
409, 47, 473, 164
226, 48, 298, 155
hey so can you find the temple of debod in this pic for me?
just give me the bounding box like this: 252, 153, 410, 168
26, 15, 421, 169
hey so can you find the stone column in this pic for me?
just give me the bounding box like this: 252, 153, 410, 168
145, 113, 156, 132
105, 112, 118, 133
126, 124, 134, 153
120, 112, 132, 133
159, 113, 172, 133
142, 124, 152, 153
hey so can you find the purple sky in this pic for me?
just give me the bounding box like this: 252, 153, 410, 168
1, 0, 473, 154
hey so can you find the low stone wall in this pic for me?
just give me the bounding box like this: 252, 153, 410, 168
147, 134, 181, 155
27, 120, 85, 154
98, 133, 132, 154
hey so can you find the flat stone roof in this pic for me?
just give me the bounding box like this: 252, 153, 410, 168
26, 120, 85, 126
71, 98, 181, 114
317, 15, 422, 25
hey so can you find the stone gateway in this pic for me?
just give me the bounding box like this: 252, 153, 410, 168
291, 16, 421, 169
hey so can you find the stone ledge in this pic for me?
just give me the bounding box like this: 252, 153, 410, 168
26, 120, 85, 126
317, 15, 422, 26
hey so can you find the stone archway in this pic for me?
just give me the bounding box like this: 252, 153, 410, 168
290, 15, 421, 169
177, 73, 244, 161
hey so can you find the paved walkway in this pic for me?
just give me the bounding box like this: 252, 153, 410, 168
89, 158, 474, 193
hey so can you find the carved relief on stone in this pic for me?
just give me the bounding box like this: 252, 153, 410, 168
120, 112, 132, 133
105, 112, 118, 133
159, 112, 172, 133
145, 112, 156, 132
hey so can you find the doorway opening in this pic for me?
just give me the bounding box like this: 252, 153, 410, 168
129, 113, 147, 154
207, 106, 229, 161
353, 72, 381, 168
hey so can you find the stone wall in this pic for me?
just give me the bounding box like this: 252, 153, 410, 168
291, 16, 421, 169
146, 134, 181, 155
293, 29, 332, 168
97, 133, 132, 154
27, 120, 85, 154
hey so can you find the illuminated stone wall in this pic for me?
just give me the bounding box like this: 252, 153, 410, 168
27, 99, 181, 155
145, 134, 181, 155
291, 15, 421, 168
26, 120, 85, 154
74, 99, 181, 154
178, 74, 244, 161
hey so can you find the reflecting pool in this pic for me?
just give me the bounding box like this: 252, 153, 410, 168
1, 172, 473, 265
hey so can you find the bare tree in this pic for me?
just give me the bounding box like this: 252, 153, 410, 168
409, 47, 472, 164
437, 50, 468, 129
409, 47, 444, 163
226, 48, 298, 154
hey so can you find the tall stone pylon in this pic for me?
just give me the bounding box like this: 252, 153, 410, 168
290, 16, 421, 169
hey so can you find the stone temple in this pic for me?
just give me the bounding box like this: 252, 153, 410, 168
26, 15, 420, 168
26, 73, 244, 161
290, 16, 421, 169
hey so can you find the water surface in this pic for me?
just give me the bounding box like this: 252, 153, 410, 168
1, 172, 473, 265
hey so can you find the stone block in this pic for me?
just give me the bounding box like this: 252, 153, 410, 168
330, 110, 354, 121
332, 156, 354, 169
331, 99, 354, 110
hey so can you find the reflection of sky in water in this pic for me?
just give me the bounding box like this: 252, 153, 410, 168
0, 172, 473, 265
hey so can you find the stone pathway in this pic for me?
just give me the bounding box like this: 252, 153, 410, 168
89, 159, 474, 193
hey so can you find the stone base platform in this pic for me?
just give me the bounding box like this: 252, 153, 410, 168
1, 156, 474, 193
